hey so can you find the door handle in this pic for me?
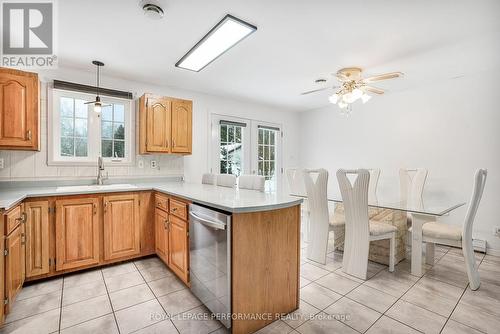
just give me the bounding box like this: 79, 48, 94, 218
189, 212, 226, 230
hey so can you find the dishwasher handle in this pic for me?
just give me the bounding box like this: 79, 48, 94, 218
189, 211, 226, 230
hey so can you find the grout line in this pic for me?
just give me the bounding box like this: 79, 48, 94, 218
58, 277, 64, 333
100, 269, 122, 334
133, 259, 181, 334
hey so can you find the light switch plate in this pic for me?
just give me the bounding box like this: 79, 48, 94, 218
138, 159, 144, 169
150, 160, 157, 169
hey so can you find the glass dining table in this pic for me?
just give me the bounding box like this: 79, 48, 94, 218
291, 193, 465, 276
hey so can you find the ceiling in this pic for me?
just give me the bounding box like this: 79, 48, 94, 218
58, 0, 500, 111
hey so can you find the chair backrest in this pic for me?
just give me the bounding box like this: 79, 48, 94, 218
367, 169, 380, 203
238, 175, 265, 191
286, 168, 306, 196
202, 173, 217, 185
399, 168, 427, 208
303, 169, 329, 263
337, 169, 371, 278
462, 169, 487, 240
216, 174, 237, 188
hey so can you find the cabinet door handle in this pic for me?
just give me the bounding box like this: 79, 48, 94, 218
26, 130, 32, 141
172, 207, 177, 212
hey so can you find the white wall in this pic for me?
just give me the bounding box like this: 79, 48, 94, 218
0, 67, 301, 186
298, 71, 500, 253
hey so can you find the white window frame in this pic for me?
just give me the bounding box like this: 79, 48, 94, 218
48, 88, 134, 166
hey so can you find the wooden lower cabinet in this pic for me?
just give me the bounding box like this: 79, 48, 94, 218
168, 215, 189, 283
1, 218, 5, 324
103, 194, 140, 260
55, 197, 100, 271
24, 201, 50, 277
155, 208, 169, 264
4, 224, 25, 313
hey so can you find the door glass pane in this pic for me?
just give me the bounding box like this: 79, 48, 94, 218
219, 124, 243, 176
257, 127, 279, 192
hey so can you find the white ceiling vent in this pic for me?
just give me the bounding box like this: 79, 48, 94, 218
140, 1, 164, 20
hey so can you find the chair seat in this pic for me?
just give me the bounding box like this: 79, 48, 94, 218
369, 221, 397, 236
421, 222, 462, 241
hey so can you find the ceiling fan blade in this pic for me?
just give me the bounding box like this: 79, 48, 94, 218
362, 72, 403, 83
84, 100, 96, 104
301, 87, 329, 95
362, 85, 385, 94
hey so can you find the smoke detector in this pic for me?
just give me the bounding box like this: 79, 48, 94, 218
141, 1, 164, 20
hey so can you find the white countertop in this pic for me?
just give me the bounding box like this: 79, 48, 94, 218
0, 181, 302, 213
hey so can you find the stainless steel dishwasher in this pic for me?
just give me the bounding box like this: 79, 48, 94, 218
189, 203, 231, 328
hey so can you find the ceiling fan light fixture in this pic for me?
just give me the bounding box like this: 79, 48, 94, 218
351, 88, 363, 101
361, 93, 372, 104
328, 93, 339, 104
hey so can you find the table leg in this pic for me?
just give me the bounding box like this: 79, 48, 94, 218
411, 213, 435, 276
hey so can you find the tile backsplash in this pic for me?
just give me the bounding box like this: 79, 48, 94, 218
0, 82, 184, 181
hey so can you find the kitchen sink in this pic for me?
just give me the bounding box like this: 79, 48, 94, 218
55, 184, 138, 192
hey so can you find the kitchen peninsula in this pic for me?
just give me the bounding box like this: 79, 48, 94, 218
0, 180, 302, 333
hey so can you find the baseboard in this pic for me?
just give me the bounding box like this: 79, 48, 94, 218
486, 247, 500, 257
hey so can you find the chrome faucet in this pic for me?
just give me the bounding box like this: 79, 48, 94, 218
97, 156, 108, 185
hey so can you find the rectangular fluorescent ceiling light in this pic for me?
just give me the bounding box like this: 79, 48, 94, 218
175, 14, 257, 72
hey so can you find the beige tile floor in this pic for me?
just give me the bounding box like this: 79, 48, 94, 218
1, 241, 499, 334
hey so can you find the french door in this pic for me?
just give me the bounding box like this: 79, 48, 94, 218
211, 115, 282, 192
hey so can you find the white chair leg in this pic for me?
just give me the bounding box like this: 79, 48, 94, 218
389, 233, 395, 272
463, 238, 481, 290
425, 242, 435, 265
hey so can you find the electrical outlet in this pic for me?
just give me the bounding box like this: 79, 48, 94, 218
150, 160, 157, 169
494, 226, 500, 237
0, 158, 4, 169
137, 159, 144, 169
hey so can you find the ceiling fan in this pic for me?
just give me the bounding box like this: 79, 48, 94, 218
301, 67, 403, 114
85, 60, 110, 114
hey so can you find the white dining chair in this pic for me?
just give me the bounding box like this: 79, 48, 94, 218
417, 169, 487, 290
216, 174, 237, 188
287, 168, 310, 242
368, 168, 380, 204
238, 175, 265, 191
202, 173, 217, 185
303, 169, 330, 264
337, 169, 396, 279
400, 168, 428, 208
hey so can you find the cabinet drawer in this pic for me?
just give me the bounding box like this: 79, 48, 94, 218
169, 198, 187, 220
5, 205, 23, 235
155, 194, 169, 211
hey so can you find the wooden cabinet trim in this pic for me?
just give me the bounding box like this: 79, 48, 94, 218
169, 198, 187, 220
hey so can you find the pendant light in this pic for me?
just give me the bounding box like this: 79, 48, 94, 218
85, 60, 108, 114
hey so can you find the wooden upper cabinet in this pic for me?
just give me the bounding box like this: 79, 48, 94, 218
171, 99, 192, 153
139, 94, 192, 155
155, 207, 169, 264
169, 215, 189, 284
24, 201, 50, 278
5, 224, 25, 311
0, 67, 39, 150
55, 197, 100, 271
103, 193, 140, 260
